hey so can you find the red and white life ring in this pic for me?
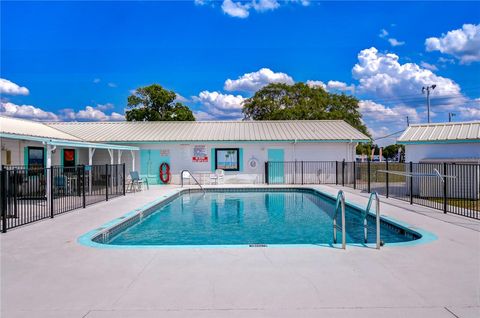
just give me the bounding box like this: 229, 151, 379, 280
159, 162, 171, 183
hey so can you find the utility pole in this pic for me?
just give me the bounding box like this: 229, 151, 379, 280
448, 112, 456, 122
422, 84, 436, 123
406, 116, 410, 126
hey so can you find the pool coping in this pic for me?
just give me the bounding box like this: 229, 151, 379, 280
77, 187, 437, 249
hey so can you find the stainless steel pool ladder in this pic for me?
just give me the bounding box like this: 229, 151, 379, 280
181, 170, 205, 193
333, 190, 346, 249
363, 192, 381, 249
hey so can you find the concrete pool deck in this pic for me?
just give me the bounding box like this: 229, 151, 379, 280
1, 184, 479, 318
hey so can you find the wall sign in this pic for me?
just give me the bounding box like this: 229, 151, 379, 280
160, 149, 170, 157
192, 145, 208, 162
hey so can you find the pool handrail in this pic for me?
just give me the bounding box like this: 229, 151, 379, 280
181, 170, 205, 193
333, 190, 346, 249
364, 192, 381, 249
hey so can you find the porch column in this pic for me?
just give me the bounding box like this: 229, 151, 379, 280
46, 144, 54, 216
130, 150, 135, 172
117, 150, 123, 164
88, 148, 95, 194
107, 149, 114, 191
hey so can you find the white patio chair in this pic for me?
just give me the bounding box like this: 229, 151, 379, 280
210, 169, 225, 185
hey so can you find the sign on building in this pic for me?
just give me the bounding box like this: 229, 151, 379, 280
192, 145, 208, 162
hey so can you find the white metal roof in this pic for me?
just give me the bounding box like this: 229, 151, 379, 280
397, 121, 480, 144
0, 116, 81, 141
46, 120, 370, 143
0, 116, 139, 151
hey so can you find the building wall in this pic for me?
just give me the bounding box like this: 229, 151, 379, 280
121, 141, 357, 184
405, 143, 480, 162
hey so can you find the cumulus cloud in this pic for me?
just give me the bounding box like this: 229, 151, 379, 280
359, 100, 419, 123
425, 23, 480, 64
388, 38, 405, 47
60, 106, 124, 122
306, 80, 327, 89
420, 61, 438, 71
352, 47, 464, 107
0, 78, 30, 96
174, 93, 190, 103
0, 101, 58, 121
200, 0, 306, 18
221, 0, 250, 18
224, 68, 294, 93
378, 29, 388, 38
326, 80, 355, 93
192, 91, 245, 119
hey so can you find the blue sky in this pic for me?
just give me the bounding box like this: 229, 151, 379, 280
1, 1, 479, 145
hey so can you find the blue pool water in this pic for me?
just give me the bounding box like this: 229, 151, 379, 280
104, 190, 419, 246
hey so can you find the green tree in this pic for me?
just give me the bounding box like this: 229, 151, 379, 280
242, 82, 370, 136
382, 144, 405, 160
126, 84, 195, 121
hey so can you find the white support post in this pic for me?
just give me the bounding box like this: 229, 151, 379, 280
117, 150, 123, 164
88, 148, 95, 194
107, 149, 114, 192
130, 150, 135, 172
46, 144, 53, 216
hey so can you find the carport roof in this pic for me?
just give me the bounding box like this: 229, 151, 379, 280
397, 121, 480, 144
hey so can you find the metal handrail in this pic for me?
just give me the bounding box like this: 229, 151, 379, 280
180, 170, 205, 193
333, 190, 346, 249
363, 192, 381, 249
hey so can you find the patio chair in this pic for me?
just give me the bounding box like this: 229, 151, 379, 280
54, 175, 68, 196
210, 169, 225, 185
129, 171, 149, 192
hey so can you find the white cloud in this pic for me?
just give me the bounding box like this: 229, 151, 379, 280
388, 38, 405, 47
306, 80, 327, 89
326, 80, 355, 93
95, 103, 115, 111
221, 0, 250, 18
425, 23, 480, 64
378, 29, 388, 38
60, 105, 124, 122
224, 68, 294, 92
174, 93, 190, 103
252, 0, 279, 12
93, 78, 101, 84
0, 101, 58, 121
193, 91, 245, 119
420, 61, 438, 71
359, 100, 419, 123
0, 78, 30, 96
217, 0, 306, 18
107, 82, 117, 88
352, 47, 463, 107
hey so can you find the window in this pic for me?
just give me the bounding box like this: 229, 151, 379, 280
215, 148, 239, 171
63, 149, 76, 167
28, 147, 44, 172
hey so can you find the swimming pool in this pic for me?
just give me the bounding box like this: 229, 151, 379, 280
87, 188, 422, 247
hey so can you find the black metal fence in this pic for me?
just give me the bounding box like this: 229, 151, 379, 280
1, 164, 126, 232
265, 161, 480, 219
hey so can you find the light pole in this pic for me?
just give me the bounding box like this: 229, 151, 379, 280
422, 84, 436, 123
448, 112, 456, 122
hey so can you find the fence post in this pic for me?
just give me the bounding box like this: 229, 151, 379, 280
1, 168, 7, 233
353, 161, 356, 190
265, 162, 269, 184
13, 169, 18, 217
105, 164, 109, 201
50, 167, 54, 218
443, 162, 447, 214
385, 160, 389, 198
301, 161, 304, 185
82, 165, 86, 208
367, 159, 371, 193
409, 161, 413, 205
342, 159, 345, 187
123, 163, 126, 196
335, 161, 338, 185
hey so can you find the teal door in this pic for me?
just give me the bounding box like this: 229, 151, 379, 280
140, 149, 166, 185
267, 149, 284, 184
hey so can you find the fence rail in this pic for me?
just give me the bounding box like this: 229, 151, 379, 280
1, 164, 126, 232
265, 161, 480, 220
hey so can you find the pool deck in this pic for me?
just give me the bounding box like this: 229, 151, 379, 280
1, 184, 479, 318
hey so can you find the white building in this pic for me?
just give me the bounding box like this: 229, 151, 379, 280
397, 121, 480, 163
1, 117, 369, 184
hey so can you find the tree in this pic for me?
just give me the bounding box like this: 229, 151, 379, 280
126, 84, 195, 121
382, 144, 405, 160
242, 82, 369, 136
